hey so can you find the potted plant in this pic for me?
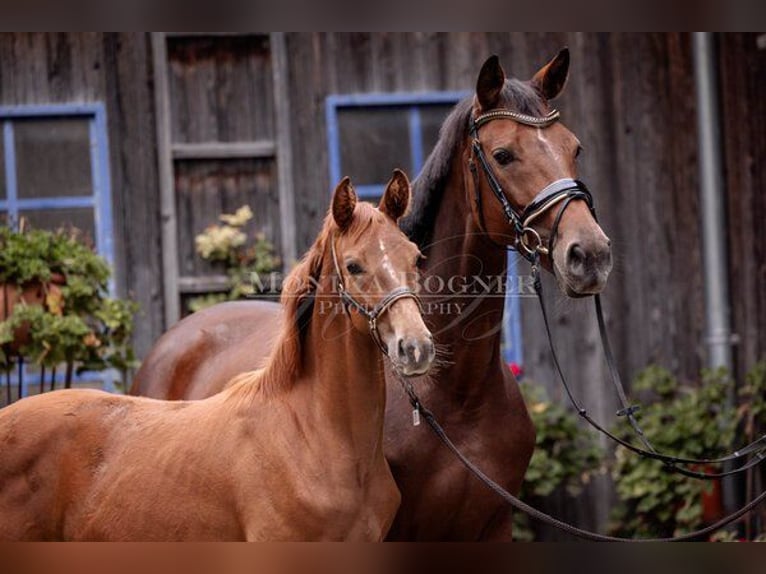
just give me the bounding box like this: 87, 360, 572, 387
0, 224, 138, 398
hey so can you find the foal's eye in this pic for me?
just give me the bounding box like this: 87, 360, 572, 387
346, 262, 364, 275
492, 149, 515, 166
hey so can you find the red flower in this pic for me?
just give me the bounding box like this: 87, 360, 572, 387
509, 362, 523, 378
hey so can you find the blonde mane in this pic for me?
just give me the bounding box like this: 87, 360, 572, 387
227, 202, 384, 397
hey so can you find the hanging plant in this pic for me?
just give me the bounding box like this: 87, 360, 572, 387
0, 224, 138, 384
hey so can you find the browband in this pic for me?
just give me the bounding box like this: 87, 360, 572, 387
472, 108, 560, 130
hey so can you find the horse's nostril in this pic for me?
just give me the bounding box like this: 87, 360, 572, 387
567, 244, 587, 271
397, 338, 406, 358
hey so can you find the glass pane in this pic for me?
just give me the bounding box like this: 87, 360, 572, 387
338, 107, 411, 186
14, 118, 93, 199
420, 104, 457, 160
20, 208, 96, 243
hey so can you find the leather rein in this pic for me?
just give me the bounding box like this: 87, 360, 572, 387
330, 236, 423, 356
391, 107, 766, 541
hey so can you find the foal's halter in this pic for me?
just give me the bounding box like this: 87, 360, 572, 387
468, 108, 594, 261
330, 235, 423, 355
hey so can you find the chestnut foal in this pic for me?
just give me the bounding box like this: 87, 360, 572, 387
0, 171, 433, 540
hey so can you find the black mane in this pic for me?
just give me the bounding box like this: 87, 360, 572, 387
400, 78, 546, 248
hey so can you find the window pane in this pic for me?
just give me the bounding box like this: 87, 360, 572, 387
20, 208, 96, 243
420, 104, 456, 159
0, 128, 5, 200
14, 118, 92, 199
338, 107, 411, 186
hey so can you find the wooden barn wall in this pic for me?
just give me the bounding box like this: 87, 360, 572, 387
0, 33, 164, 359
1, 32, 763, 538
165, 36, 283, 288
281, 32, 765, 536
719, 34, 766, 385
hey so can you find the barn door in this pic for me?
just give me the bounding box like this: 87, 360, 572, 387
152, 33, 295, 326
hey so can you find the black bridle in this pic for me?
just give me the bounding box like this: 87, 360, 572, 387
390, 107, 766, 540
467, 106, 766, 479
468, 108, 594, 261
330, 235, 423, 355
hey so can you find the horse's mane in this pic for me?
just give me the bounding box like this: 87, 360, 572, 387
401, 78, 547, 249
228, 202, 384, 397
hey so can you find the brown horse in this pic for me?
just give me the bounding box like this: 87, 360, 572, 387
130, 50, 612, 540
0, 172, 434, 540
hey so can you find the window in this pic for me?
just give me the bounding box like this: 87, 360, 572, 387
0, 104, 115, 395
325, 92, 523, 367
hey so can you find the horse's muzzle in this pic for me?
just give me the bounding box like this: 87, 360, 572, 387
560, 237, 613, 296
393, 334, 435, 377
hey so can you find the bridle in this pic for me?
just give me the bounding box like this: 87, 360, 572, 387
330, 235, 423, 355
386, 104, 766, 540
468, 107, 594, 261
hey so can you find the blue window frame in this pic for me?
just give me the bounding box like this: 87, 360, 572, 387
0, 103, 115, 396
325, 92, 523, 367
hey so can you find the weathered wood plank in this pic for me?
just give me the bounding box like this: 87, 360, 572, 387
171, 140, 276, 160
152, 32, 182, 327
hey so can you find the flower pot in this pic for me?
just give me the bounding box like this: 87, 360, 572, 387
0, 274, 66, 354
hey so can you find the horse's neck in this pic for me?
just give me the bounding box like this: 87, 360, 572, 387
299, 292, 387, 454
422, 154, 509, 403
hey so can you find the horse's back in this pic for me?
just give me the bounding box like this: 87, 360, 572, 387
0, 389, 134, 539
130, 300, 282, 400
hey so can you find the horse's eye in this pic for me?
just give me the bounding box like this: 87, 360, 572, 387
575, 145, 584, 160
492, 149, 515, 166
415, 254, 426, 268
346, 262, 364, 275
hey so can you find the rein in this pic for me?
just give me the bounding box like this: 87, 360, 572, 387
394, 370, 766, 542
330, 236, 423, 355
468, 106, 766, 479
396, 106, 766, 540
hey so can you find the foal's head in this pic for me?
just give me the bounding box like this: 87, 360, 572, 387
468, 50, 612, 296
327, 171, 434, 376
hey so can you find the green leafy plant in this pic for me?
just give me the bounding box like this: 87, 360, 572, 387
0, 225, 138, 384
609, 366, 738, 538
189, 206, 280, 312
514, 380, 604, 541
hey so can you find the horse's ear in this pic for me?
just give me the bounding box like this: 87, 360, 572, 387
379, 169, 410, 222
476, 55, 506, 111
332, 176, 357, 232
531, 47, 570, 101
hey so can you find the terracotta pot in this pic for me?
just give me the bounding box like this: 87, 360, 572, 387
0, 274, 66, 353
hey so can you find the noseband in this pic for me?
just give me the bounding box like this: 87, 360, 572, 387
330, 236, 423, 355
468, 108, 595, 262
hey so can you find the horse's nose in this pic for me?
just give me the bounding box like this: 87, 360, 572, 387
564, 239, 612, 293
396, 334, 435, 375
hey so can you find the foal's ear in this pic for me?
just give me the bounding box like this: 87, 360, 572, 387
531, 47, 570, 101
332, 176, 357, 231
476, 55, 506, 111
379, 169, 411, 222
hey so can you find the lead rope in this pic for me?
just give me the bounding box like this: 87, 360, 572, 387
395, 371, 766, 541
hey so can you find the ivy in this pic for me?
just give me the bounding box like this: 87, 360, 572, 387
513, 380, 604, 540
609, 366, 739, 538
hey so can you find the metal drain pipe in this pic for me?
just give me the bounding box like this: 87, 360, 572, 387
691, 32, 737, 513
